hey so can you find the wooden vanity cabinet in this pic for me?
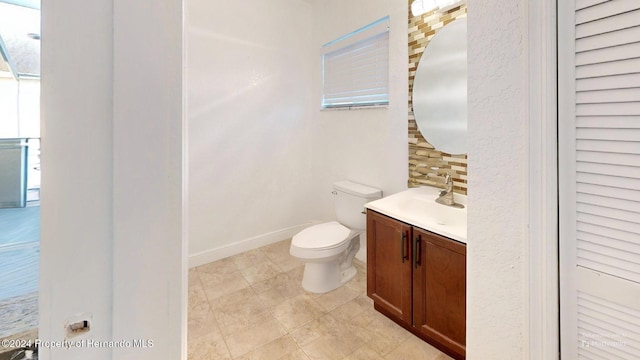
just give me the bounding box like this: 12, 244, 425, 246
412, 227, 466, 357
366, 210, 466, 360
366, 209, 413, 324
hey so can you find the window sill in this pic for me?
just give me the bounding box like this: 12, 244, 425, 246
320, 104, 389, 111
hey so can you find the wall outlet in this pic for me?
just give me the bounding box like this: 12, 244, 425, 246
64, 313, 92, 338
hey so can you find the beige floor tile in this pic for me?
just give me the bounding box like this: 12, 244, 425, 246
329, 294, 375, 323
225, 317, 287, 358
384, 335, 443, 360
261, 239, 291, 255
257, 288, 288, 308
330, 295, 381, 335
235, 335, 299, 360
313, 284, 362, 312
252, 269, 305, 301
188, 241, 450, 360
188, 281, 224, 342
188, 308, 223, 343
366, 316, 413, 357
289, 320, 322, 347
188, 283, 210, 318
271, 294, 326, 331
241, 260, 283, 284
435, 353, 456, 360
187, 332, 231, 360
282, 349, 311, 360
347, 313, 381, 334
311, 313, 371, 357
210, 285, 258, 309
210, 287, 270, 337
344, 345, 385, 360
262, 239, 304, 272
201, 270, 250, 301
189, 268, 202, 288
299, 337, 343, 360
196, 257, 238, 275
231, 248, 269, 270
274, 256, 305, 273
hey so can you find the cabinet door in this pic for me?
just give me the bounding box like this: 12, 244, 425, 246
413, 227, 466, 357
367, 210, 413, 324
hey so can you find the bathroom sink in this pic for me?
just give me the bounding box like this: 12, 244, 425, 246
365, 186, 467, 243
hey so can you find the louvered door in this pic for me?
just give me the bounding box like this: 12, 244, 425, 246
559, 1, 640, 359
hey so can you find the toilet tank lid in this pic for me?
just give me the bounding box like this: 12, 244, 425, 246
333, 180, 382, 199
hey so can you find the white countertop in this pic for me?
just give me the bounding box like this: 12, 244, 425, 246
365, 186, 467, 244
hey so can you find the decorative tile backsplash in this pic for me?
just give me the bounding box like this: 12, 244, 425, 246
408, 2, 468, 194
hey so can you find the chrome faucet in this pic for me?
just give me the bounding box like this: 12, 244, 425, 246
436, 173, 464, 209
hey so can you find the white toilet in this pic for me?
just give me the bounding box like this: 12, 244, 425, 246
290, 180, 382, 293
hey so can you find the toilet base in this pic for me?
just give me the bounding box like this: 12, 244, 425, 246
340, 265, 357, 285
294, 231, 362, 294
301, 262, 357, 294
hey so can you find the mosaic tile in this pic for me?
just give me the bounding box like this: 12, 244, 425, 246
408, 1, 468, 194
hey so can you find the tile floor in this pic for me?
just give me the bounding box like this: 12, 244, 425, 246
188, 239, 453, 360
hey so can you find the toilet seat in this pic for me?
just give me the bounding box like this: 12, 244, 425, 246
290, 221, 354, 260
292, 221, 350, 250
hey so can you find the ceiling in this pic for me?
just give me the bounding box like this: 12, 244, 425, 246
0, 0, 40, 79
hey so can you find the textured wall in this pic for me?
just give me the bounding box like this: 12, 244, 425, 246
408, 2, 468, 194
467, 0, 528, 358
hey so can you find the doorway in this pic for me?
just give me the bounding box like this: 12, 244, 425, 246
0, 0, 40, 352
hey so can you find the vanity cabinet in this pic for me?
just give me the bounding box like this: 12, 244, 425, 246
367, 210, 466, 359
366, 209, 413, 324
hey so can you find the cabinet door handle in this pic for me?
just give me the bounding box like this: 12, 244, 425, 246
401, 231, 408, 263
414, 235, 421, 268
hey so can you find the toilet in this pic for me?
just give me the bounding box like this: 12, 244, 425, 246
290, 180, 382, 293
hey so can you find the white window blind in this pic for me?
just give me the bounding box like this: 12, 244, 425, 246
322, 16, 390, 109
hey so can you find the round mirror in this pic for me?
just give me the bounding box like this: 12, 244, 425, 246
412, 18, 467, 155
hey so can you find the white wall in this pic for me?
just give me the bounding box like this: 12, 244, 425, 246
467, 1, 528, 358
0, 77, 19, 137
186, 0, 408, 265
310, 0, 408, 221
40, 1, 184, 359
17, 79, 40, 138
40, 1, 114, 358
187, 0, 315, 265
111, 1, 184, 359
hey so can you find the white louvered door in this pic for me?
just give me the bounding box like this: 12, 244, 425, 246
559, 0, 640, 359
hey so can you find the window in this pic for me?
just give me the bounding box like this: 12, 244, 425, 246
322, 16, 390, 109
0, 1, 40, 79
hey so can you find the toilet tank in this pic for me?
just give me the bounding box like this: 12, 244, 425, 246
333, 180, 382, 230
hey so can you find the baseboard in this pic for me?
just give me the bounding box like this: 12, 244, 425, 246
188, 222, 315, 268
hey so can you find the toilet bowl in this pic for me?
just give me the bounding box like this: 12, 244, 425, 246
290, 181, 382, 293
